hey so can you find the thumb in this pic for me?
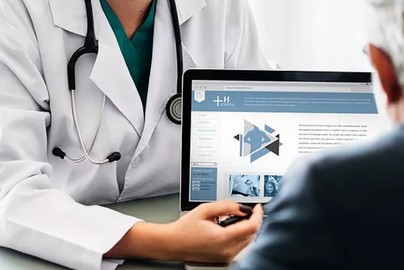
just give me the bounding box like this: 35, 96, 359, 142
197, 200, 252, 219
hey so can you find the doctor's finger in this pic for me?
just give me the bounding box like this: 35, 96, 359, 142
197, 201, 251, 219
249, 204, 264, 225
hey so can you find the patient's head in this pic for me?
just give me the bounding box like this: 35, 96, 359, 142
245, 180, 254, 189
365, 0, 404, 122
266, 181, 275, 193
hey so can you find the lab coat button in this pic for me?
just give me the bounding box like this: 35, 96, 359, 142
132, 157, 142, 168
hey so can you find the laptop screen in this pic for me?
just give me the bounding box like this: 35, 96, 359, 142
189, 79, 380, 204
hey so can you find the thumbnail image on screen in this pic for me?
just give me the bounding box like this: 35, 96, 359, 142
229, 174, 261, 198
264, 175, 284, 198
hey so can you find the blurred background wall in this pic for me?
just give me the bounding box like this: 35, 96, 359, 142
248, 0, 371, 71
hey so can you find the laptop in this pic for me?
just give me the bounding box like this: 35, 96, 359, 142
180, 69, 380, 269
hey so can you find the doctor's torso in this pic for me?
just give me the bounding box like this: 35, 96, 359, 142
0, 0, 268, 205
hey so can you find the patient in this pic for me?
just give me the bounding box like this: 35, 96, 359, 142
233, 1, 404, 269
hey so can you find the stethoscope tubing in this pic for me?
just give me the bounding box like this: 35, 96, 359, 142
54, 0, 183, 164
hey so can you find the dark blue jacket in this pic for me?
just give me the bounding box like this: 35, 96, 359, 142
233, 126, 404, 270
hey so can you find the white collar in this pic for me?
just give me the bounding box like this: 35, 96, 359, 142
48, 0, 207, 37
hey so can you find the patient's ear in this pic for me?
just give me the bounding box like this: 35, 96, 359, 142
368, 44, 402, 103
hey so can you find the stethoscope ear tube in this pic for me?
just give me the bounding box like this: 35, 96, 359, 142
52, 91, 121, 165
67, 47, 95, 91
68, 0, 99, 91
167, 0, 184, 125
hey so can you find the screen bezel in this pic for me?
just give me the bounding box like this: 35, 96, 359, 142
180, 69, 372, 211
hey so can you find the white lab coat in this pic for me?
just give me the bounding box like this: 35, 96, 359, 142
0, 0, 275, 269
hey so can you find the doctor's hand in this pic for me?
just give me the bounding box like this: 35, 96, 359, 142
104, 201, 263, 263
168, 201, 264, 263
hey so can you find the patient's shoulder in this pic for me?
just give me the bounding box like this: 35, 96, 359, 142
309, 126, 404, 173
280, 126, 404, 213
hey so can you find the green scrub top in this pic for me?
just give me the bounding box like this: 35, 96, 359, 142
100, 0, 157, 109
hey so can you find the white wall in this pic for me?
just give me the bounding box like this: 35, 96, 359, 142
249, 0, 372, 71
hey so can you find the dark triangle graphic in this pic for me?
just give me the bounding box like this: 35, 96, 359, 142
266, 134, 280, 156
276, 134, 283, 146
234, 134, 240, 141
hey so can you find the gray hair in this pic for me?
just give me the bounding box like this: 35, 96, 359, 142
365, 0, 404, 89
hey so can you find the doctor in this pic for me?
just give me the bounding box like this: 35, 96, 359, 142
0, 0, 271, 269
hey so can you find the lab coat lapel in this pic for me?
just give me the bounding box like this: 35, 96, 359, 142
176, 0, 207, 24
134, 0, 203, 157
49, 0, 95, 37
89, 0, 145, 135
49, 0, 206, 35
49, 0, 145, 135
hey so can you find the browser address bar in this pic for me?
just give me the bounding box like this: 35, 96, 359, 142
224, 85, 353, 93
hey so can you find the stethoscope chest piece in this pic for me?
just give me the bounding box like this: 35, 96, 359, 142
166, 93, 182, 125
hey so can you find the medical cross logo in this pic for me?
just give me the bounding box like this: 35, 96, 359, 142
213, 96, 234, 107
234, 120, 283, 163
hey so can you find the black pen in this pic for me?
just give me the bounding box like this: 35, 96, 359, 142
219, 214, 252, 227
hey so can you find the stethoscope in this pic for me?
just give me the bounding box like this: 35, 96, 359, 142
53, 0, 184, 165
